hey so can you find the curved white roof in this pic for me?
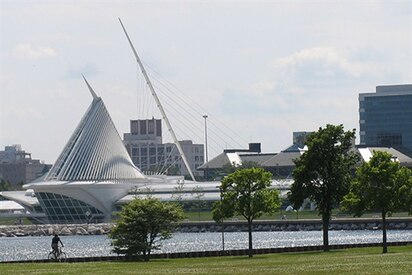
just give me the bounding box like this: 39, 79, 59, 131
45, 78, 145, 182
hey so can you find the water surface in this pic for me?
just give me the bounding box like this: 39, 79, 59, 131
1, 230, 411, 262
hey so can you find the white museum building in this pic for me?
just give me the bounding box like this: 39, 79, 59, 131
0, 79, 213, 224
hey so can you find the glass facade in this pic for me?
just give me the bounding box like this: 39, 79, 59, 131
37, 192, 104, 224
359, 85, 412, 152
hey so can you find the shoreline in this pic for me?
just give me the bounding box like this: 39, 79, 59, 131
1, 218, 412, 237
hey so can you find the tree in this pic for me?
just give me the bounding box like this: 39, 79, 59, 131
166, 165, 180, 176
399, 168, 412, 215
212, 167, 280, 257
191, 185, 205, 221
171, 179, 185, 201
109, 198, 184, 261
288, 124, 358, 252
342, 151, 412, 253
0, 180, 12, 191
131, 184, 154, 199
220, 161, 261, 176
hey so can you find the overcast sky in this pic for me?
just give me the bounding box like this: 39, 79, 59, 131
1, 0, 411, 164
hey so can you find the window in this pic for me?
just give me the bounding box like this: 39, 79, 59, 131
37, 192, 104, 224
156, 120, 162, 137
130, 120, 139, 134
148, 120, 155, 134
141, 156, 148, 165
140, 121, 146, 135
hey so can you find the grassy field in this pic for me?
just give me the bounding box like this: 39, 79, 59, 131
183, 210, 412, 222
1, 246, 411, 274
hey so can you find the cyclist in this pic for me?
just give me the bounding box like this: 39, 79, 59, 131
51, 234, 64, 257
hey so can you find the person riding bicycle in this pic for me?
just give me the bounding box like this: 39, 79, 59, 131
51, 234, 64, 256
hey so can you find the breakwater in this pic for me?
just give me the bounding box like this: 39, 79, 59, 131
0, 224, 113, 237
1, 218, 412, 237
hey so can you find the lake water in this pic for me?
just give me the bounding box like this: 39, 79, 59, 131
1, 230, 412, 262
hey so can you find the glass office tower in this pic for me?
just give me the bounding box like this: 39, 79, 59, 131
359, 84, 412, 152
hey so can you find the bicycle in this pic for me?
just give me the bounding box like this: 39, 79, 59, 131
48, 246, 67, 262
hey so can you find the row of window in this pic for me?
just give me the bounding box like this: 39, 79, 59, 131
129, 145, 203, 155
360, 134, 403, 147
37, 192, 104, 224
132, 156, 204, 168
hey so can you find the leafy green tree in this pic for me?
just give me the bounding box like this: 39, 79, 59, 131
342, 151, 412, 253
220, 161, 261, 175
192, 185, 205, 221
109, 198, 184, 261
213, 167, 280, 257
166, 165, 180, 176
0, 180, 12, 191
288, 124, 358, 252
399, 168, 412, 214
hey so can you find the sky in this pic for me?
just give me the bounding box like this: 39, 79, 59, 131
1, 0, 411, 164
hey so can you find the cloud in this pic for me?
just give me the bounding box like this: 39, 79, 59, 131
273, 47, 374, 79
240, 46, 383, 117
12, 43, 57, 59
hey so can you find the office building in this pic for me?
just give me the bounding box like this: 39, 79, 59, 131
359, 84, 412, 153
123, 118, 205, 177
0, 145, 51, 185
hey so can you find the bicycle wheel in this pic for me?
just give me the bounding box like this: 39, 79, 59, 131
59, 252, 67, 262
48, 251, 56, 260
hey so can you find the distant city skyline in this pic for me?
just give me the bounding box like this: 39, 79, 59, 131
1, 1, 411, 164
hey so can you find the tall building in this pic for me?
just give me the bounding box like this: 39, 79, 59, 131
0, 145, 51, 185
123, 118, 205, 177
359, 84, 412, 153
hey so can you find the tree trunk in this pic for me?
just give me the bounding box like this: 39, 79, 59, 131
248, 219, 253, 258
382, 211, 387, 254
322, 212, 330, 252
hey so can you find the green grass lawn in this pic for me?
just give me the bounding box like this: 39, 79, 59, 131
1, 246, 411, 274
183, 210, 412, 222
183, 210, 329, 221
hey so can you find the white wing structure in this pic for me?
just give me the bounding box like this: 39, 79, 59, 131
24, 78, 149, 223
46, 78, 144, 182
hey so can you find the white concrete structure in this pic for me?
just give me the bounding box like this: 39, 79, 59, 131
2, 78, 157, 223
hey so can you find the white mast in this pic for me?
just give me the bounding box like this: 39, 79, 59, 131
119, 18, 196, 182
